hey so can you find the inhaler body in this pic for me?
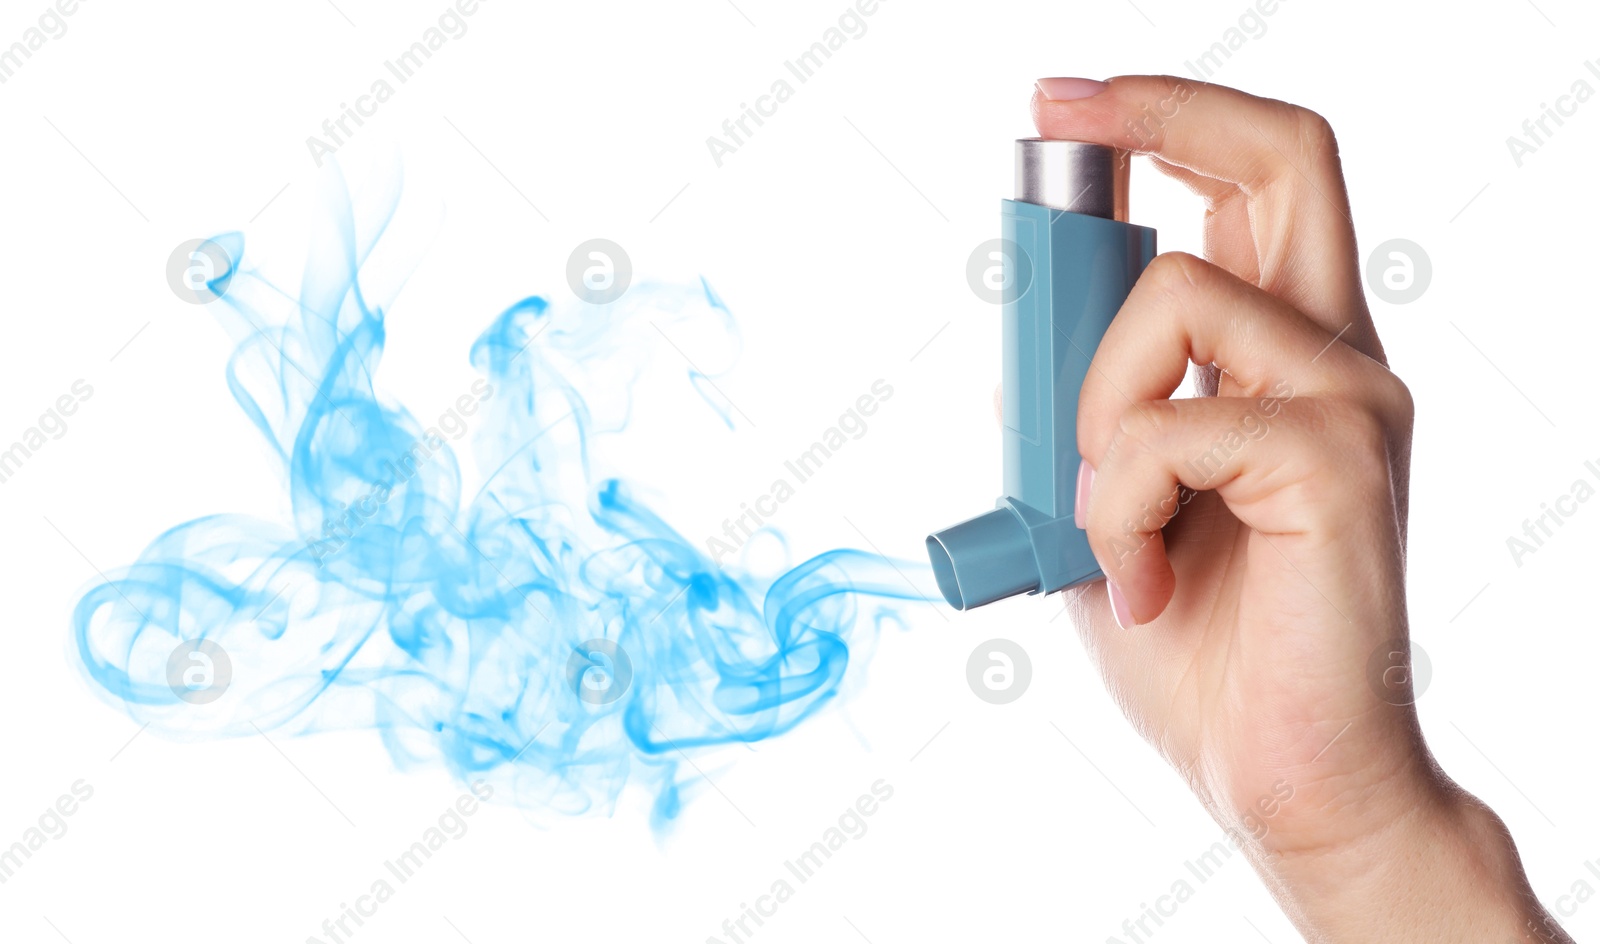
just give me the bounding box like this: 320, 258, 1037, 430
927, 140, 1157, 610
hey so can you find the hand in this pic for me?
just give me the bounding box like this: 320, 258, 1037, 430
1034, 75, 1568, 943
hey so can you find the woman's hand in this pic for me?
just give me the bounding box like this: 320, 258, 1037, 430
1034, 75, 1567, 943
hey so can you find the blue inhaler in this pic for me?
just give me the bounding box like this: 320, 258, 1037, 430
926, 139, 1157, 610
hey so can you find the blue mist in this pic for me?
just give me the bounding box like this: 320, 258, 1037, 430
71, 178, 924, 827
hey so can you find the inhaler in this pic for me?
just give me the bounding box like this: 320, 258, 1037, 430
926, 139, 1157, 610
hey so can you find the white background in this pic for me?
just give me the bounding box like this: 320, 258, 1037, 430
1, 0, 1597, 941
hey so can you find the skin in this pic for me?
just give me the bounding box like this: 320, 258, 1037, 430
1031, 76, 1571, 943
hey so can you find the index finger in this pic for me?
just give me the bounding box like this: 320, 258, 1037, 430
1032, 75, 1375, 359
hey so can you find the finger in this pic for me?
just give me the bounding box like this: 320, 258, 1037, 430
1147, 158, 1261, 289
1076, 252, 1406, 470
1148, 156, 1236, 208
1032, 75, 1375, 358
1034, 76, 1341, 197
1082, 395, 1395, 626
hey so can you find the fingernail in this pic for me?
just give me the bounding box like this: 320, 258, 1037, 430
1107, 580, 1135, 630
1074, 459, 1095, 528
1036, 77, 1108, 101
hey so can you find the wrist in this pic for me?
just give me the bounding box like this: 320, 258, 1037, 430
1254, 778, 1567, 943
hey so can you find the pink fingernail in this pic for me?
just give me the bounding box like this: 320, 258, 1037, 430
1107, 580, 1135, 630
1074, 459, 1095, 528
1036, 77, 1109, 101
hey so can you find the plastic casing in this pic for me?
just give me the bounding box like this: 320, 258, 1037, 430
926, 199, 1157, 610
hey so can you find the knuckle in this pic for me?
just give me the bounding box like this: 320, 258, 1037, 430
1110, 400, 1172, 458
1291, 105, 1340, 158
1377, 370, 1415, 426
1347, 358, 1414, 427
1143, 251, 1210, 298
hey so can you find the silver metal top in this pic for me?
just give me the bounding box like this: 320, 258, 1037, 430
1014, 138, 1129, 221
